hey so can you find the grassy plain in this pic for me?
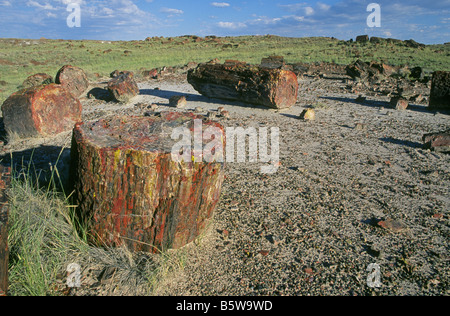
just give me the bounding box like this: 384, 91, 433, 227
1, 35, 449, 104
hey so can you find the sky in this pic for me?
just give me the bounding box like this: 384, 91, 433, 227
0, 0, 449, 44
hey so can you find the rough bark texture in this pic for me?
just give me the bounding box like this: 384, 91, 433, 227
429, 71, 450, 110
423, 129, 450, 153
70, 112, 226, 253
107, 71, 139, 103
55, 65, 89, 98
0, 166, 11, 296
187, 61, 298, 109
1, 84, 82, 138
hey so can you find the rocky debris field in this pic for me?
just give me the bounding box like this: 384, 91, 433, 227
0, 63, 449, 296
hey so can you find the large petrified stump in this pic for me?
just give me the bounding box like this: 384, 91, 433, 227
1, 84, 82, 138
187, 60, 298, 109
70, 112, 225, 253
429, 71, 450, 111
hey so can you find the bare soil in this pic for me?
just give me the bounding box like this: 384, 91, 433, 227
1, 71, 449, 296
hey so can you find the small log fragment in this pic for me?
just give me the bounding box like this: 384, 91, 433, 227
1, 84, 82, 138
187, 61, 298, 109
55, 65, 89, 98
0, 166, 11, 296
70, 112, 226, 253
107, 71, 139, 103
423, 129, 450, 153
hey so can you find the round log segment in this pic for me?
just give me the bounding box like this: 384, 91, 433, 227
187, 60, 298, 109
55, 65, 89, 98
1, 84, 82, 138
69, 112, 226, 253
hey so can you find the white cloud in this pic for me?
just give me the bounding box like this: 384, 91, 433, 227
217, 21, 247, 29
211, 2, 230, 8
304, 6, 314, 16
0, 1, 11, 6
26, 0, 57, 10
160, 7, 184, 15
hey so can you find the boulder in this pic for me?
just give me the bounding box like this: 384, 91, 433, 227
1, 84, 82, 138
107, 71, 139, 103
55, 65, 89, 98
429, 71, 450, 111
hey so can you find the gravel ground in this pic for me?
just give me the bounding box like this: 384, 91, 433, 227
1, 73, 449, 296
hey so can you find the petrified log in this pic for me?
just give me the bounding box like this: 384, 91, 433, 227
55, 65, 89, 98
22, 73, 53, 89
429, 71, 450, 110
1, 84, 82, 138
423, 129, 450, 153
0, 166, 11, 296
70, 112, 226, 253
187, 60, 298, 109
107, 71, 139, 103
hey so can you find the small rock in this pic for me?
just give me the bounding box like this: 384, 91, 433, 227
355, 123, 367, 130
390, 97, 409, 110
194, 106, 204, 113
299, 109, 315, 121
377, 218, 407, 233
221, 110, 230, 118
147, 103, 158, 111
169, 95, 187, 108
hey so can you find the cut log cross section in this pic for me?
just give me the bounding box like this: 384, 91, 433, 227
70, 112, 226, 253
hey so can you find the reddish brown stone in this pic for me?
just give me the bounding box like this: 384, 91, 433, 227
429, 71, 450, 110
69, 112, 226, 253
390, 97, 409, 110
1, 84, 82, 138
187, 61, 298, 109
22, 73, 53, 89
107, 71, 139, 103
55, 65, 89, 98
142, 69, 159, 79
423, 129, 450, 153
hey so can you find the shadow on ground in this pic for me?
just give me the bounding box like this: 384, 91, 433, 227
0, 145, 71, 193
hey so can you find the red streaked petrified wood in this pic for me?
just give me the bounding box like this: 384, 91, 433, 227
187, 60, 298, 109
69, 112, 226, 253
1, 84, 82, 138
55, 65, 89, 98
0, 166, 11, 296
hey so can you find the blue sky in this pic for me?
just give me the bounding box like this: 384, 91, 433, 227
0, 0, 449, 44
